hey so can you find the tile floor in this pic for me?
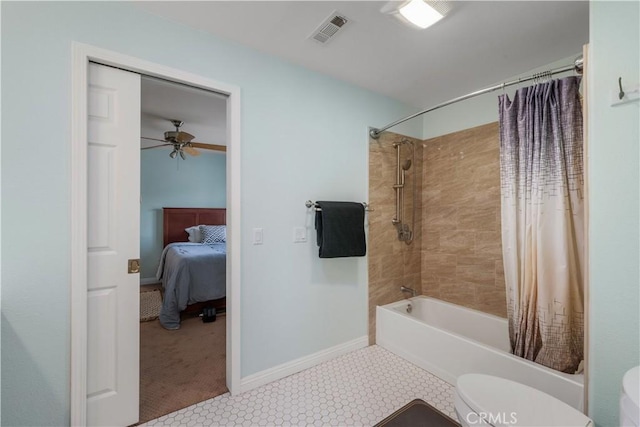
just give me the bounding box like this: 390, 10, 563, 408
142, 345, 456, 426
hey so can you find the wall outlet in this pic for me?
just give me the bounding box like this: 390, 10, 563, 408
293, 227, 307, 243
253, 228, 263, 245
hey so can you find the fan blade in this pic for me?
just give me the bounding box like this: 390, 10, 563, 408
190, 142, 227, 152
141, 144, 172, 150
183, 146, 201, 157
141, 136, 167, 143
175, 131, 195, 143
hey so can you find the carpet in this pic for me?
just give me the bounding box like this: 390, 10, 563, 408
374, 399, 460, 427
140, 289, 162, 322
137, 314, 228, 425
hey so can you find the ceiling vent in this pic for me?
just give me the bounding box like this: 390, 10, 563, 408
309, 12, 349, 45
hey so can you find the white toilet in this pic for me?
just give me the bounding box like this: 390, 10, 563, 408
620, 366, 639, 427
455, 374, 593, 427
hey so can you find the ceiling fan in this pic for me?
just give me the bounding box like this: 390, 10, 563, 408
141, 119, 225, 159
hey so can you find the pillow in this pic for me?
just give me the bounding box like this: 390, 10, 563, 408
200, 225, 226, 244
185, 225, 203, 243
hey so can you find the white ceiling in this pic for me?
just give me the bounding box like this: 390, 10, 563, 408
141, 76, 227, 148
136, 1, 589, 109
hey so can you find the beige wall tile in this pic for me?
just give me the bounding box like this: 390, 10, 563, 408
456, 258, 496, 286
475, 286, 508, 318
423, 285, 440, 298
422, 252, 457, 278
403, 272, 422, 291
370, 124, 507, 340
495, 259, 506, 288
439, 230, 475, 254
439, 177, 476, 206
424, 205, 457, 229
423, 231, 440, 252
420, 122, 507, 317
476, 232, 503, 257
458, 206, 498, 232
369, 131, 423, 343
403, 249, 422, 274
438, 278, 476, 307
471, 161, 500, 185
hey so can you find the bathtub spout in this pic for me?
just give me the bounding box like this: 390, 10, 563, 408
400, 286, 417, 298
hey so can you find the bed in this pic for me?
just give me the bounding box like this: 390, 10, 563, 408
156, 207, 227, 330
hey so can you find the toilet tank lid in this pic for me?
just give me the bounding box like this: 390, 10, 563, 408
456, 374, 592, 427
623, 366, 639, 407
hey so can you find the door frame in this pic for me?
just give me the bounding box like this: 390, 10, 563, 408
70, 42, 242, 426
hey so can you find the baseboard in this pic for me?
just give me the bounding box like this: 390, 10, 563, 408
140, 277, 159, 286
239, 336, 368, 393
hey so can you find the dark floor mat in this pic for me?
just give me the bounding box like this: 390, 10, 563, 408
374, 399, 461, 427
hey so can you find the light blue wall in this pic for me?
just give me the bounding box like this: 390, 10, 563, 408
0, 2, 420, 425
140, 150, 226, 280
588, 2, 640, 426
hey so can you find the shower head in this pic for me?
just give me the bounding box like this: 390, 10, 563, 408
402, 159, 412, 170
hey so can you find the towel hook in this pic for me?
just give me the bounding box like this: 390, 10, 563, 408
618, 77, 625, 100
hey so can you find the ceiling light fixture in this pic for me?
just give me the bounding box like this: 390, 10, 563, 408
399, 0, 443, 29
381, 0, 450, 30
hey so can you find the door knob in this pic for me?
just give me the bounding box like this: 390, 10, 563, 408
128, 259, 140, 274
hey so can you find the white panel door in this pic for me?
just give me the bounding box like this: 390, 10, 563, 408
87, 63, 141, 426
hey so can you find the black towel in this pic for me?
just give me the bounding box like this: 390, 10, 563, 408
314, 201, 366, 258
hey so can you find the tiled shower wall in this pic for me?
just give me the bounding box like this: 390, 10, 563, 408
368, 132, 423, 344
368, 123, 506, 343
421, 122, 506, 318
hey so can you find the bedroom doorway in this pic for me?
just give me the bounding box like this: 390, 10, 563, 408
71, 44, 242, 427
138, 76, 230, 424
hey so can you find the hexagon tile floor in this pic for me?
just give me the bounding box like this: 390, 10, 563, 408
141, 344, 456, 426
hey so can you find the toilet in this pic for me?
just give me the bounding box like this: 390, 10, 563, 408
454, 374, 593, 427
620, 366, 639, 427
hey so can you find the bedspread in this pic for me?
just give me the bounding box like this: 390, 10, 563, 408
155, 242, 226, 329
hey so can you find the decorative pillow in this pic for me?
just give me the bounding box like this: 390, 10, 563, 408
185, 226, 203, 243
200, 225, 226, 244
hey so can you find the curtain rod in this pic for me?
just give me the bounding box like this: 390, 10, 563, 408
369, 56, 583, 139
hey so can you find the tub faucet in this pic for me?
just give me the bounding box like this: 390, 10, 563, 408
400, 286, 417, 298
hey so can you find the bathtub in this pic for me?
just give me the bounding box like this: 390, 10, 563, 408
376, 296, 584, 411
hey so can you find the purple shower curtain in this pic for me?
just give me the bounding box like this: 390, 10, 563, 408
498, 76, 584, 373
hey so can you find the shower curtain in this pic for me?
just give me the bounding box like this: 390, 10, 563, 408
499, 76, 584, 374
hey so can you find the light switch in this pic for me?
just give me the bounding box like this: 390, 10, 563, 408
293, 227, 307, 243
253, 228, 263, 245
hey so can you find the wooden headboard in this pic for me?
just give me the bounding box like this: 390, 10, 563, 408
163, 207, 226, 247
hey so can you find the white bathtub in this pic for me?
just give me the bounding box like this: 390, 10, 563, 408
376, 296, 584, 410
